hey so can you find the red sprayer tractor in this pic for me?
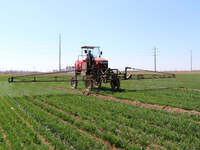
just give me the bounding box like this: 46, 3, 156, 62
70, 46, 120, 91
8, 45, 175, 91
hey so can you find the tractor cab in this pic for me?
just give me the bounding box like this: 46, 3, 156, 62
75, 46, 108, 75
81, 46, 102, 58
77, 46, 102, 61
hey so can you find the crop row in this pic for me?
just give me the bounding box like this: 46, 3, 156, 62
42, 78, 200, 112
4, 83, 154, 149
91, 84, 200, 112
9, 77, 200, 114
26, 96, 144, 149
0, 97, 49, 150
10, 81, 200, 123
15, 96, 137, 150
44, 94, 200, 149
126, 74, 200, 90
4, 96, 73, 150
29, 96, 167, 149
1, 80, 200, 149
21, 94, 200, 150
0, 126, 9, 150
8, 96, 109, 150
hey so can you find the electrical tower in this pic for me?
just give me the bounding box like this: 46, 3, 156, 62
59, 33, 61, 72
153, 46, 158, 72
190, 50, 193, 72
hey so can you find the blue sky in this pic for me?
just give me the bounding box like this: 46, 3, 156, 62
0, 0, 200, 71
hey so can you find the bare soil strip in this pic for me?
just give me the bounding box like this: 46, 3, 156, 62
0, 125, 11, 149
49, 86, 200, 115
175, 87, 200, 92
26, 98, 117, 150
135, 85, 200, 92
5, 101, 55, 150
135, 85, 168, 89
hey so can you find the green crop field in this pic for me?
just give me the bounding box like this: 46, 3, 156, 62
39, 74, 200, 111
0, 73, 200, 150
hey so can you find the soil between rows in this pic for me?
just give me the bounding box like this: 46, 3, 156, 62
135, 85, 200, 92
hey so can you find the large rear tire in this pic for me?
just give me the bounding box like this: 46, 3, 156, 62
71, 77, 78, 89
85, 77, 93, 91
95, 81, 102, 89
110, 78, 120, 90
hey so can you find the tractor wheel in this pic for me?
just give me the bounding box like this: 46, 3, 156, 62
103, 78, 108, 83
71, 77, 78, 89
110, 78, 120, 90
82, 76, 86, 81
85, 77, 93, 91
95, 81, 102, 89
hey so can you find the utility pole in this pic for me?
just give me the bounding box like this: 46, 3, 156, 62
190, 50, 193, 72
59, 33, 61, 72
153, 46, 158, 72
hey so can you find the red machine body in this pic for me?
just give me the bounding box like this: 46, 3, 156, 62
93, 57, 108, 70
75, 60, 86, 73
75, 58, 108, 72
71, 46, 120, 91
75, 46, 108, 74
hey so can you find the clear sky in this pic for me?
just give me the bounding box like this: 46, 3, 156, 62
0, 0, 200, 71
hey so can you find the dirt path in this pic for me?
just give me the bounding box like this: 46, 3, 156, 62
175, 87, 200, 92
135, 85, 168, 89
135, 85, 200, 92
49, 86, 200, 116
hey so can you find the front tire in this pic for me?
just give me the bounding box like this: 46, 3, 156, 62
71, 77, 78, 89
110, 78, 120, 90
85, 76, 93, 91
95, 81, 102, 89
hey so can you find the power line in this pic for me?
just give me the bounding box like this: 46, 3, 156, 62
135, 47, 159, 72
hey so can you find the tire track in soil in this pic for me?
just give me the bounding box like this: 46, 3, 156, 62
176, 88, 200, 92
135, 85, 168, 89
135, 85, 200, 92
49, 86, 200, 116
25, 98, 118, 150
4, 100, 56, 150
